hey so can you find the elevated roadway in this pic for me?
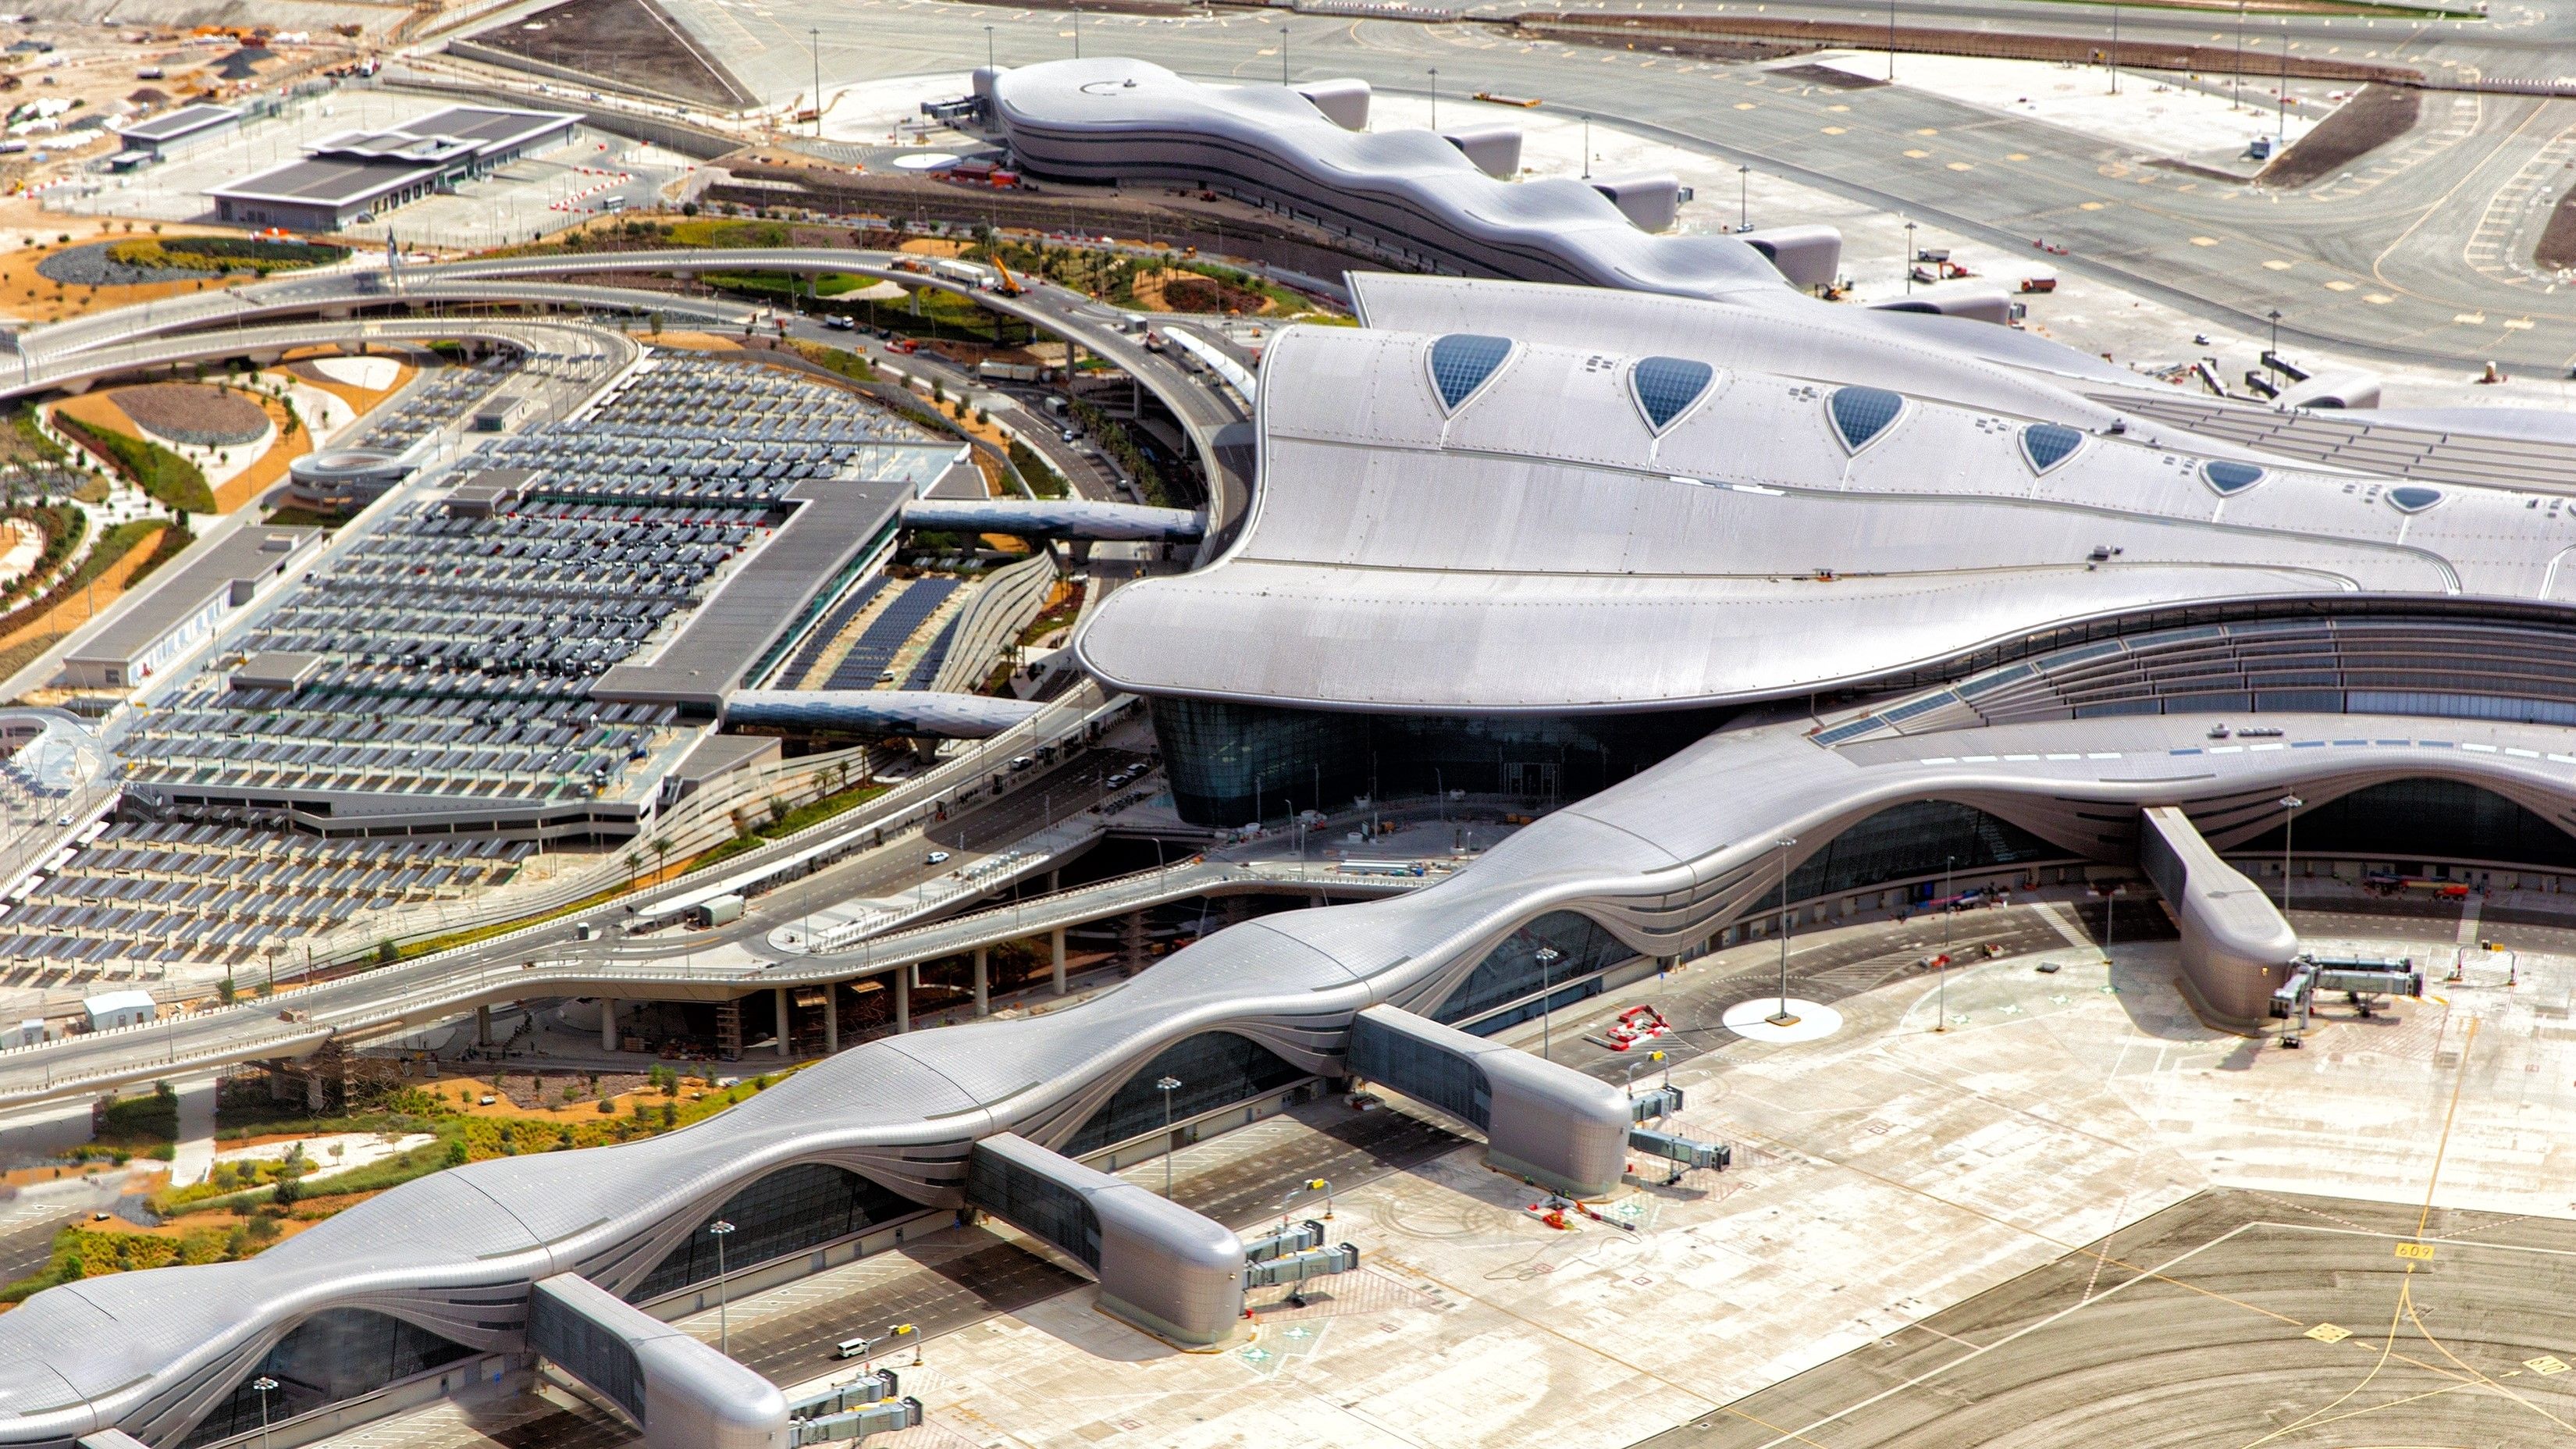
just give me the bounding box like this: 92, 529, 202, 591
0, 855, 1422, 1113
11, 248, 1258, 534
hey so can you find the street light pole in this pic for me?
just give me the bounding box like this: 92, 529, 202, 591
1281, 25, 1290, 86
2268, 308, 2283, 380
1156, 1075, 1182, 1197
1737, 164, 1750, 232
254, 1376, 279, 1449
1768, 835, 1799, 1025
1888, 0, 1898, 80
809, 27, 823, 138
2109, 5, 2121, 94
1429, 68, 1439, 130
2279, 795, 2304, 916
1581, 113, 1591, 179
1937, 853, 1955, 1032
986, 25, 995, 72
708, 1219, 737, 1355
2234, 0, 2247, 109
1533, 944, 1561, 1058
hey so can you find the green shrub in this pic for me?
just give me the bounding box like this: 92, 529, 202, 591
51, 414, 214, 513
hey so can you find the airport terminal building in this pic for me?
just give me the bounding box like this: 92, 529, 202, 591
21, 55, 2576, 1449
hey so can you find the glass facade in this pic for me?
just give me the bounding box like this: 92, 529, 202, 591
2235, 778, 2576, 870
1752, 800, 2068, 914
630, 1162, 912, 1302
1148, 696, 1727, 826
1063, 1031, 1311, 1156
183, 1309, 471, 1447
1434, 910, 1631, 1033
966, 1147, 1099, 1269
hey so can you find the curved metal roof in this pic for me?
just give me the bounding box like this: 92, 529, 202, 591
1075, 282, 2576, 714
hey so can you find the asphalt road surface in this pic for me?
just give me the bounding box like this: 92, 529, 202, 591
1636, 1186, 2576, 1448
701, 0, 2576, 371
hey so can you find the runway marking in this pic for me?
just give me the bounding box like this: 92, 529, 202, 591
2528, 1355, 2570, 1375
2306, 1323, 2353, 1343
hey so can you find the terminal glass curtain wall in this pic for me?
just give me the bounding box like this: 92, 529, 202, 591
1433, 910, 1629, 1035
2233, 778, 2576, 871
631, 1162, 913, 1302
1747, 800, 2067, 914
1148, 698, 1727, 826
1064, 1031, 1311, 1156
182, 1308, 473, 1447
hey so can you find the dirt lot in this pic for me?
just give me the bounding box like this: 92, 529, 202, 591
464, 0, 755, 108
2261, 82, 2422, 190
109, 383, 268, 448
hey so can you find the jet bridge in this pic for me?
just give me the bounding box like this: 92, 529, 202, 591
964, 1133, 1246, 1347
1345, 1005, 1631, 1198
2271, 953, 2424, 1046
2139, 804, 2302, 1027
527, 1273, 791, 1449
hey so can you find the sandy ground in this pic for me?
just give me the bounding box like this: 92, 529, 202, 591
285, 349, 419, 416
0, 520, 169, 654
0, 209, 252, 326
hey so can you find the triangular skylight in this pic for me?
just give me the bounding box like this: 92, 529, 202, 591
2203, 461, 2265, 496
1827, 386, 1904, 454
1427, 333, 1514, 412
1631, 357, 1714, 433
2020, 424, 2084, 474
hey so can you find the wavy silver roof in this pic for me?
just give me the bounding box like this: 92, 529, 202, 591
989, 59, 1801, 304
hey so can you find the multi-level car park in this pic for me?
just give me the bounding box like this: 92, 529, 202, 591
0, 355, 958, 984
0, 824, 530, 977
346, 353, 521, 454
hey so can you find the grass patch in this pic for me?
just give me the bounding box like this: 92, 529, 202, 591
1008, 438, 1069, 499
52, 414, 214, 514
784, 340, 877, 384
262, 504, 351, 529
6, 406, 63, 468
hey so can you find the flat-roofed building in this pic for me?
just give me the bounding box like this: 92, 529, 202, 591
59, 527, 318, 691
206, 105, 578, 232
109, 102, 240, 166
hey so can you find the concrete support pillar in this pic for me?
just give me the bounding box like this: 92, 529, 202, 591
824, 985, 838, 1054
894, 967, 910, 1034
1051, 926, 1067, 995
1047, 869, 1059, 893
475, 1005, 491, 1048
973, 947, 990, 1016
774, 986, 790, 1058
599, 999, 617, 1052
